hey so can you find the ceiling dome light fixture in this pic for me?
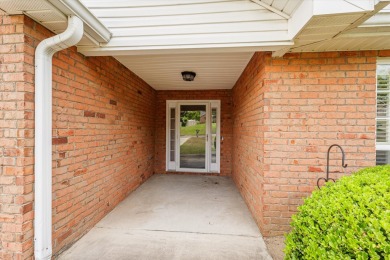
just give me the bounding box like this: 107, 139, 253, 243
181, 71, 196, 81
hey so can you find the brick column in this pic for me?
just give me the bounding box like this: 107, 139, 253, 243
0, 14, 34, 259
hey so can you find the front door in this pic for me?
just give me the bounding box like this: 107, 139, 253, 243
166, 100, 220, 173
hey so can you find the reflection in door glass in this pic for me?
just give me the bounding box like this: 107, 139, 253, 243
211, 108, 217, 163
180, 105, 206, 169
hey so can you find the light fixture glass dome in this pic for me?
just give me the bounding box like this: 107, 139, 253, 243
181, 71, 196, 81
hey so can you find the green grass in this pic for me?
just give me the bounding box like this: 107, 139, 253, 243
180, 123, 216, 136
180, 137, 205, 154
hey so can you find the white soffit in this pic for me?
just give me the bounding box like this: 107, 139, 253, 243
0, 0, 110, 46
290, 0, 390, 52
0, 0, 68, 31
115, 52, 254, 90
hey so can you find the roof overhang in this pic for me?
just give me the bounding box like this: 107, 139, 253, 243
1, 0, 389, 90
76, 0, 298, 56
289, 0, 390, 53
0, 0, 111, 46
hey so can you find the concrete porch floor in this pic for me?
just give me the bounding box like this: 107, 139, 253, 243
58, 174, 272, 260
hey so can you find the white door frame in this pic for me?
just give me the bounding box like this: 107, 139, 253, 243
166, 100, 221, 173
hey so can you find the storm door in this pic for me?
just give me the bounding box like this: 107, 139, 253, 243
166, 100, 220, 173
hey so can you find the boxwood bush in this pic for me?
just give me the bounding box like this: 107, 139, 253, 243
285, 165, 390, 259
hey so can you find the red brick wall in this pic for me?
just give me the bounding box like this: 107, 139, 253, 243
232, 50, 390, 236
154, 90, 233, 176
1, 14, 156, 259
232, 52, 268, 232
0, 14, 35, 260
51, 50, 156, 255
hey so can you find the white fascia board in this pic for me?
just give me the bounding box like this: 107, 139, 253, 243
288, 0, 314, 39
47, 0, 112, 43
361, 13, 390, 27
77, 41, 294, 56
313, 0, 374, 15
361, 1, 390, 26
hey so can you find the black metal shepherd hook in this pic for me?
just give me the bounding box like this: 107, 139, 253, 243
317, 144, 348, 188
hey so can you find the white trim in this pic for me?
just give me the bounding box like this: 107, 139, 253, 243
210, 101, 221, 172
337, 31, 390, 38
34, 16, 83, 260
250, 0, 290, 19
313, 0, 373, 15
344, 0, 374, 11
376, 58, 390, 165
77, 42, 294, 56
166, 103, 177, 171
288, 0, 314, 39
272, 46, 291, 57
377, 145, 390, 150
377, 57, 390, 64
166, 100, 221, 173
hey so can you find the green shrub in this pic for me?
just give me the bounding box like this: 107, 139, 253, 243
285, 165, 390, 259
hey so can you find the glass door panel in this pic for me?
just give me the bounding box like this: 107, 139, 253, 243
179, 105, 206, 169
169, 108, 176, 162
211, 108, 217, 164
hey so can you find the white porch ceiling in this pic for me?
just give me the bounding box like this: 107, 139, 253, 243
115, 52, 253, 90
76, 0, 301, 90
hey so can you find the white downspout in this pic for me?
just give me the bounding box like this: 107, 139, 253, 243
34, 15, 83, 260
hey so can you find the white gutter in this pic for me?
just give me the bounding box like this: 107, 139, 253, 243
34, 15, 83, 260
48, 0, 112, 43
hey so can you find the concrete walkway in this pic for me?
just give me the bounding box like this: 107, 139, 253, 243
58, 174, 272, 260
